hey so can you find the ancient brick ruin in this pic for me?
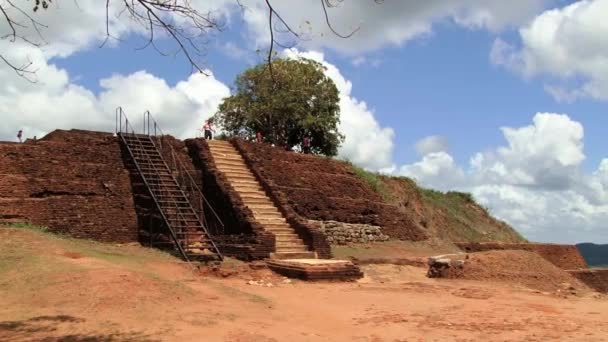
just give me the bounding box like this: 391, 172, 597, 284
0, 130, 138, 242
2, 128, 607, 286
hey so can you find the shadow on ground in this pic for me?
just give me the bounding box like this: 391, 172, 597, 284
0, 315, 158, 342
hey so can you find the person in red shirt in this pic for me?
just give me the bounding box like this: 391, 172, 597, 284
256, 131, 262, 143
303, 136, 311, 154
17, 130, 22, 143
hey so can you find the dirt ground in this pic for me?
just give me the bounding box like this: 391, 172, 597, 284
2, 228, 608, 342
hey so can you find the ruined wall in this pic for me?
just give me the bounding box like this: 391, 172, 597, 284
186, 139, 275, 260
310, 220, 390, 245
232, 139, 332, 258
233, 139, 427, 242
456, 242, 588, 270
0, 130, 138, 242
567, 269, 608, 293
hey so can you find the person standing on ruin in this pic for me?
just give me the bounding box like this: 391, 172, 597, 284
303, 136, 311, 154
17, 130, 22, 143
203, 119, 215, 140
256, 131, 262, 143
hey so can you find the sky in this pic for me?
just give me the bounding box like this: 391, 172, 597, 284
1, 0, 607, 244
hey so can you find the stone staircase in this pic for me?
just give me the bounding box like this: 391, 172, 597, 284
207, 140, 316, 259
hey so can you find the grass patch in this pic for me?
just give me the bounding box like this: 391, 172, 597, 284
345, 161, 392, 200
3, 223, 177, 268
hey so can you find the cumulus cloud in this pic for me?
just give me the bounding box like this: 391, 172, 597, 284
491, 0, 608, 101
415, 135, 449, 156
0, 2, 230, 141
397, 112, 608, 243
284, 49, 395, 170
0, 66, 230, 141
237, 0, 550, 54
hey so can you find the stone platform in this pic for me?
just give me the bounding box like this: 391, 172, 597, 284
266, 259, 363, 281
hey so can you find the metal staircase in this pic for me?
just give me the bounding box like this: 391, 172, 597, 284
116, 107, 222, 261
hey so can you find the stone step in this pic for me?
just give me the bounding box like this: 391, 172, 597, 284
207, 140, 232, 146
240, 196, 272, 204
275, 241, 307, 248
242, 199, 275, 207
275, 247, 309, 254
212, 153, 243, 160
221, 169, 253, 176
251, 210, 282, 218
216, 163, 250, 171
255, 214, 285, 222
270, 251, 317, 259
232, 185, 264, 193
214, 159, 245, 167
265, 229, 296, 235
246, 203, 278, 210
227, 178, 259, 185
223, 171, 256, 178
253, 213, 284, 221
217, 166, 251, 174
257, 216, 286, 223
263, 222, 293, 229
273, 231, 299, 237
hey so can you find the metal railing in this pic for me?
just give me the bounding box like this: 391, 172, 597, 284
143, 111, 225, 236
115, 107, 189, 260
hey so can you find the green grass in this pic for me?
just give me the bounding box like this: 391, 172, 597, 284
345, 161, 393, 200
2, 222, 177, 267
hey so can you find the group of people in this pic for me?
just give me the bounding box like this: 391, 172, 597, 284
201, 120, 311, 154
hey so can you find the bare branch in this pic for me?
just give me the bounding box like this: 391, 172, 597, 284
320, 0, 359, 38
0, 54, 37, 82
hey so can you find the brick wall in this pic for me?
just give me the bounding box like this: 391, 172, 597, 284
0, 129, 138, 242
567, 269, 608, 293
456, 242, 588, 270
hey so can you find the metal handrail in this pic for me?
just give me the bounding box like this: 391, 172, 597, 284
115, 107, 189, 261
143, 111, 225, 235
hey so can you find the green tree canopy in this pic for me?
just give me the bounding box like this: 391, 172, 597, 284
213, 57, 344, 156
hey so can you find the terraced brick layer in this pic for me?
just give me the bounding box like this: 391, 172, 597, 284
0, 130, 138, 242
568, 269, 608, 293
234, 139, 427, 241
456, 242, 588, 270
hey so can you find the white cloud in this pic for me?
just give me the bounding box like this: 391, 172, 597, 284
492, 0, 608, 101
396, 112, 608, 243
399, 152, 465, 191
0, 1, 231, 141
237, 0, 550, 54
0, 66, 230, 141
284, 49, 394, 170
415, 135, 449, 156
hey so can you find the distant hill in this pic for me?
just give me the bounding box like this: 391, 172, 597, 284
577, 243, 608, 267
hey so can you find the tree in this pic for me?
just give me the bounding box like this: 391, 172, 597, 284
214, 57, 344, 156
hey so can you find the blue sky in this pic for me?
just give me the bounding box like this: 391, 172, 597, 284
2, 0, 608, 243
51, 6, 607, 172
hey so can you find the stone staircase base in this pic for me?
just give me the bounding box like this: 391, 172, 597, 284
266, 259, 363, 281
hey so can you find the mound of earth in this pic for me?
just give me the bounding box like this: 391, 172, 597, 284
434, 250, 590, 293
380, 176, 526, 243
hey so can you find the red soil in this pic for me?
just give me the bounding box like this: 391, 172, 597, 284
439, 250, 590, 292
